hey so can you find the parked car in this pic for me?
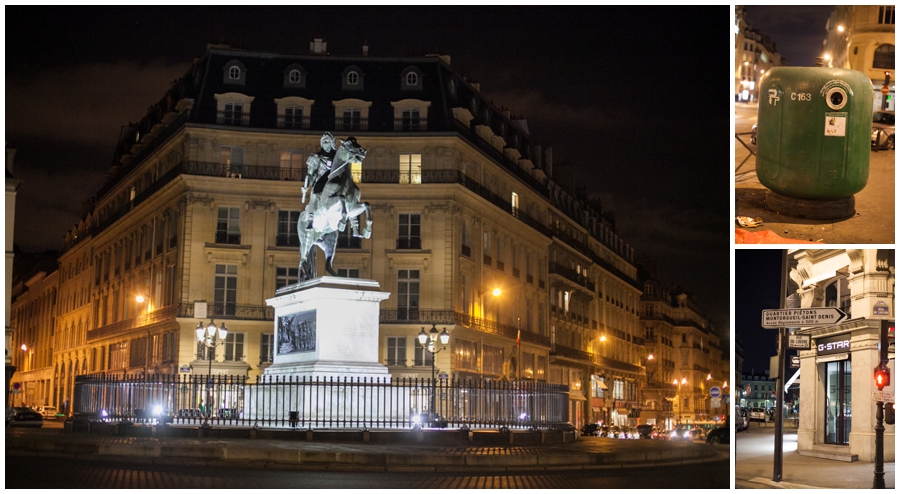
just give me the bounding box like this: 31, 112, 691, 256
749, 407, 767, 421
580, 423, 600, 436
6, 407, 44, 427
636, 424, 658, 439
36, 406, 58, 420
872, 110, 894, 150
175, 408, 202, 419
706, 427, 730, 445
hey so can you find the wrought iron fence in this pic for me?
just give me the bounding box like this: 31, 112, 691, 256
73, 374, 569, 430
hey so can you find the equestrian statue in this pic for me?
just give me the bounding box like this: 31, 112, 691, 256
297, 132, 372, 281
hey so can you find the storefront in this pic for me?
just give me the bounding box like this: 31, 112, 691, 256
790, 249, 894, 463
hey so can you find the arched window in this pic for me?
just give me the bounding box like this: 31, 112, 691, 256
289, 69, 302, 84
229, 65, 241, 80
406, 72, 418, 86
873, 44, 895, 69
347, 71, 359, 85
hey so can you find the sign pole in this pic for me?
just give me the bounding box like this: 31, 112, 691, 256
773, 250, 788, 483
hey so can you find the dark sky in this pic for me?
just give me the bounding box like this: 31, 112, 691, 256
735, 249, 784, 373
5, 6, 730, 334
741, 6, 835, 67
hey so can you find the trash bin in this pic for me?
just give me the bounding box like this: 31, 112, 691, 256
289, 411, 299, 428
756, 66, 873, 218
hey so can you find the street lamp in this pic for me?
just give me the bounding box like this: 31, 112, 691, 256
196, 319, 228, 427
417, 323, 450, 426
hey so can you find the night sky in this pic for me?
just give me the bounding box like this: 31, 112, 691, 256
735, 249, 784, 374
5, 6, 730, 334
741, 6, 836, 67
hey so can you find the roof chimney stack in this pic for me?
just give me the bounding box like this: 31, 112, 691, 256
310, 38, 327, 55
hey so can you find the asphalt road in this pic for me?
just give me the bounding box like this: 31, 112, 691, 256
5, 455, 730, 489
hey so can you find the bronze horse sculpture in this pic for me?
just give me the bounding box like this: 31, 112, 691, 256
297, 136, 372, 281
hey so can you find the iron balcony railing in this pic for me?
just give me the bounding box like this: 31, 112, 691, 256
276, 115, 312, 129
86, 303, 275, 341
378, 310, 551, 348
549, 262, 595, 292
176, 303, 274, 321
72, 374, 569, 430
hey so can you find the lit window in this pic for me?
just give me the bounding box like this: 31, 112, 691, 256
399, 153, 422, 184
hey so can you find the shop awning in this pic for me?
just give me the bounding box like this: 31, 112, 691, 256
592, 376, 608, 390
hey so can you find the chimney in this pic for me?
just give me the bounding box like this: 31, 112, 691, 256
310, 38, 327, 55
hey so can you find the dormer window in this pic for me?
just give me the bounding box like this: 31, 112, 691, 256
401, 66, 424, 91
342, 66, 365, 90
283, 64, 307, 88
275, 96, 314, 129
223, 60, 247, 85
214, 92, 254, 126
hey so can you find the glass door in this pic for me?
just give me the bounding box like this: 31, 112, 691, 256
824, 360, 851, 445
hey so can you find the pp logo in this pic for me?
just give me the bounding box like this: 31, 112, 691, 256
768, 89, 781, 106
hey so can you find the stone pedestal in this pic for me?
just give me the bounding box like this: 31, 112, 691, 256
264, 276, 390, 379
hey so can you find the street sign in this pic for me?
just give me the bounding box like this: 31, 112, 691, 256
761, 308, 847, 328
788, 334, 811, 349
709, 386, 721, 398
881, 85, 890, 95
873, 391, 894, 402
790, 355, 800, 368
711, 398, 721, 408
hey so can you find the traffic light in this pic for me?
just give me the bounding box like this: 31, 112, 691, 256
874, 364, 890, 390
886, 403, 895, 425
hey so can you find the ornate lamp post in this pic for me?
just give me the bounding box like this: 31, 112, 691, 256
196, 319, 227, 427
417, 323, 450, 425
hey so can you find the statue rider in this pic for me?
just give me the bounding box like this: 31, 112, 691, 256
301, 132, 337, 230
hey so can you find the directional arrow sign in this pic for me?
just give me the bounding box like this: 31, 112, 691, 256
761, 308, 847, 329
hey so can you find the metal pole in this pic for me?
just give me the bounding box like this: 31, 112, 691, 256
874, 400, 885, 488
773, 249, 788, 483
431, 348, 436, 421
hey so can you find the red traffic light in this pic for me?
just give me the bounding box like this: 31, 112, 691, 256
875, 365, 890, 390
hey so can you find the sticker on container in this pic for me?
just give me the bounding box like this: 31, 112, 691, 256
824, 113, 847, 137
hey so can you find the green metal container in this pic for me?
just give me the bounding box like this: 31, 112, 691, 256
756, 67, 873, 200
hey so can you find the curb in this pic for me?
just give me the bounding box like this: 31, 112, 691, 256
6, 443, 720, 473
6, 448, 725, 473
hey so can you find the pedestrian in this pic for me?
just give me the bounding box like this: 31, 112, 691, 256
764, 411, 769, 427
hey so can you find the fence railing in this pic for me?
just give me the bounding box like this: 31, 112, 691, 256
73, 374, 569, 430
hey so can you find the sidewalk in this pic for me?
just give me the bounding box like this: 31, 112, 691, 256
735, 422, 894, 489
6, 426, 726, 473
735, 141, 894, 244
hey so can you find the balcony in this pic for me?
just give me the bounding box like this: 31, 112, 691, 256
550, 344, 593, 363
334, 118, 368, 131
393, 118, 427, 131
379, 309, 551, 347
276, 115, 311, 129
177, 303, 274, 321
549, 261, 595, 292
